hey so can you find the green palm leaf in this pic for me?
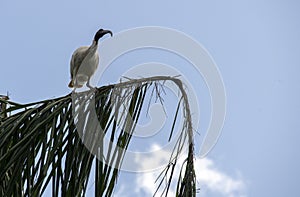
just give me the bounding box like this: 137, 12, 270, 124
0, 76, 196, 197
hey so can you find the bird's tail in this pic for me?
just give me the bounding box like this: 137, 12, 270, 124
68, 80, 74, 88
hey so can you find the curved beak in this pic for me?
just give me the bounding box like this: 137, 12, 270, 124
103, 29, 113, 37
94, 29, 113, 42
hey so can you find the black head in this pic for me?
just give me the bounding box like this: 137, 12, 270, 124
94, 29, 113, 43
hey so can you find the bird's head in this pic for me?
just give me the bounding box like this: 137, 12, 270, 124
94, 29, 113, 43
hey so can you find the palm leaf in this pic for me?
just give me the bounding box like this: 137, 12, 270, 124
0, 76, 196, 197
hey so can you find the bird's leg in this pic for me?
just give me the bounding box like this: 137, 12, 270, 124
86, 78, 96, 90
86, 78, 92, 89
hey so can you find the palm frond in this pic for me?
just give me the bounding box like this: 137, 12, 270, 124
0, 76, 196, 197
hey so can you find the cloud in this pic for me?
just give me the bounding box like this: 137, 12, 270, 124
132, 144, 247, 197
194, 158, 246, 197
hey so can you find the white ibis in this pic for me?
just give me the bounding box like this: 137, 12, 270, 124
68, 29, 113, 89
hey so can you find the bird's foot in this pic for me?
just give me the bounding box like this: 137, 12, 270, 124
87, 82, 96, 92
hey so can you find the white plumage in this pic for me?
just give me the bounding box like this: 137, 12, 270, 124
68, 29, 112, 89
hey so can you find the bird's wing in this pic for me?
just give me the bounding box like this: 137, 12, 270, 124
70, 46, 89, 79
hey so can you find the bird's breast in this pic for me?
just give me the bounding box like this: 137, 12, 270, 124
77, 51, 99, 77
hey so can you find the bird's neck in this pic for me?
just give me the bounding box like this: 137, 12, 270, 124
92, 40, 98, 47
88, 40, 98, 53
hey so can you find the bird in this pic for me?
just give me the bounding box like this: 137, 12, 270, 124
68, 28, 113, 89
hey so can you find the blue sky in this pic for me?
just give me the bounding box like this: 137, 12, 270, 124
1, 1, 300, 196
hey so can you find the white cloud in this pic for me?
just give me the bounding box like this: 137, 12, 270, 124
194, 158, 246, 197
114, 184, 131, 197
132, 144, 247, 197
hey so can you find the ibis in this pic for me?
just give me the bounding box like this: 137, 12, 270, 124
68, 28, 113, 89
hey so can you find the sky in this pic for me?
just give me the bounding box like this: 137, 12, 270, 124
1, 0, 300, 196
